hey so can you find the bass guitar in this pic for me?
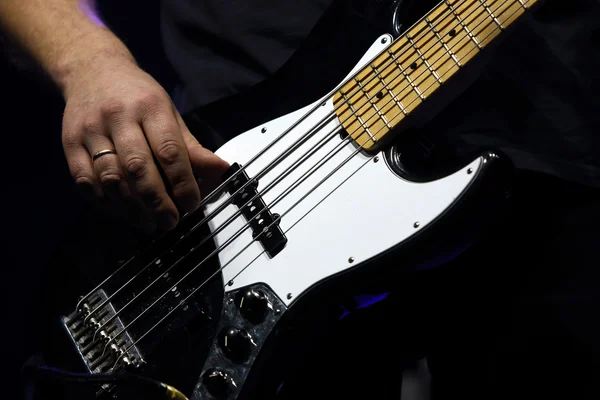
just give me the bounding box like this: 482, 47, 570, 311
33, 0, 540, 399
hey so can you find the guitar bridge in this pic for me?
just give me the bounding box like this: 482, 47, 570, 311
61, 289, 144, 374
223, 163, 287, 257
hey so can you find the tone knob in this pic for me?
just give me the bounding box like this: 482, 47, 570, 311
235, 289, 269, 324
202, 369, 234, 399
217, 326, 254, 363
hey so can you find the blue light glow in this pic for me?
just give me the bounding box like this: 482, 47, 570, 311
339, 292, 391, 320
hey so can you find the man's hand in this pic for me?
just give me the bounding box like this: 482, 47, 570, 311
62, 57, 229, 231
0, 0, 229, 232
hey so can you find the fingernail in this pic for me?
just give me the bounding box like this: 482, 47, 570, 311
105, 182, 121, 200
77, 183, 97, 202
157, 213, 177, 232
138, 220, 158, 235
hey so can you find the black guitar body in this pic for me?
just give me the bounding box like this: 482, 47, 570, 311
36, 1, 514, 399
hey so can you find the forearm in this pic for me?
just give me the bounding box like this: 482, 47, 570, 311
0, 0, 135, 95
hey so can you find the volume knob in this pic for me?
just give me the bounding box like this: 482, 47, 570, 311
235, 289, 269, 324
202, 369, 234, 399
218, 326, 254, 363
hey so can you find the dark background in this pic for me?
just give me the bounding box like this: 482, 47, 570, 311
0, 1, 172, 397
2, 1, 600, 399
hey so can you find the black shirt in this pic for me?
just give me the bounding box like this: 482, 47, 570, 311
161, 0, 600, 188
160, 0, 334, 111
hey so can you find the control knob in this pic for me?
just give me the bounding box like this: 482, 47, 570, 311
218, 326, 254, 363
203, 369, 234, 399
235, 289, 269, 324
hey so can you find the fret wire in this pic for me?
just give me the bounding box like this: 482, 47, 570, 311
406, 33, 443, 84
479, 0, 505, 30
444, 0, 482, 49
385, 1, 528, 132
351, 1, 533, 146
353, 76, 393, 130
376, 0, 530, 131
425, 17, 462, 67
341, 0, 527, 144
517, 0, 528, 9
97, 5, 538, 364
340, 90, 377, 143
371, 63, 408, 116
387, 49, 425, 100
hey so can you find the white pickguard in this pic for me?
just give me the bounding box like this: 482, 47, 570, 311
204, 34, 482, 306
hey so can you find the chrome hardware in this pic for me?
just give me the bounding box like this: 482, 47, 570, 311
61, 289, 144, 374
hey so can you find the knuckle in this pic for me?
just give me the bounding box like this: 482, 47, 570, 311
100, 99, 126, 119
74, 175, 94, 186
172, 174, 199, 194
99, 169, 121, 186
139, 189, 167, 212
137, 91, 163, 113
81, 118, 102, 136
155, 139, 182, 165
123, 154, 150, 179
62, 133, 81, 150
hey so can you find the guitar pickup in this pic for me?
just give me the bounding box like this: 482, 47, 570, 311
223, 163, 287, 258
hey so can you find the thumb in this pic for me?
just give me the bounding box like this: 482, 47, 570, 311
178, 118, 230, 184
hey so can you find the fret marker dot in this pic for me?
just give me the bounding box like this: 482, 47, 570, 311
376, 91, 384, 99
449, 29, 457, 38
410, 62, 418, 70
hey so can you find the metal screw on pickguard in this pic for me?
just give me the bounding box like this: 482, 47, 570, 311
227, 280, 234, 286
348, 257, 355, 263
467, 168, 473, 174
261, 127, 267, 133
287, 293, 293, 300
381, 37, 388, 44
374, 156, 379, 163
414, 222, 420, 228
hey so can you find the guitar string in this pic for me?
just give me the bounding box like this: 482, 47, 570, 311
206, 0, 525, 294
78, 114, 339, 329
78, 0, 513, 337
113, 7, 523, 371
75, 0, 469, 325
90, 0, 516, 357
107, 0, 525, 369
73, 0, 466, 318
84, 0, 496, 344
89, 1, 516, 362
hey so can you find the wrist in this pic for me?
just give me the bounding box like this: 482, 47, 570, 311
52, 31, 137, 99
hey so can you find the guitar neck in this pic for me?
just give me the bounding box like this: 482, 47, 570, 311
333, 0, 538, 150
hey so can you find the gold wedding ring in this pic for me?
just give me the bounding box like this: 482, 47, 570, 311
93, 149, 117, 161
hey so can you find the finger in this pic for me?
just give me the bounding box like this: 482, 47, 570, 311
62, 126, 103, 199
176, 112, 230, 183
120, 187, 158, 235
110, 119, 179, 231
140, 100, 201, 214
83, 134, 123, 199
83, 128, 158, 233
